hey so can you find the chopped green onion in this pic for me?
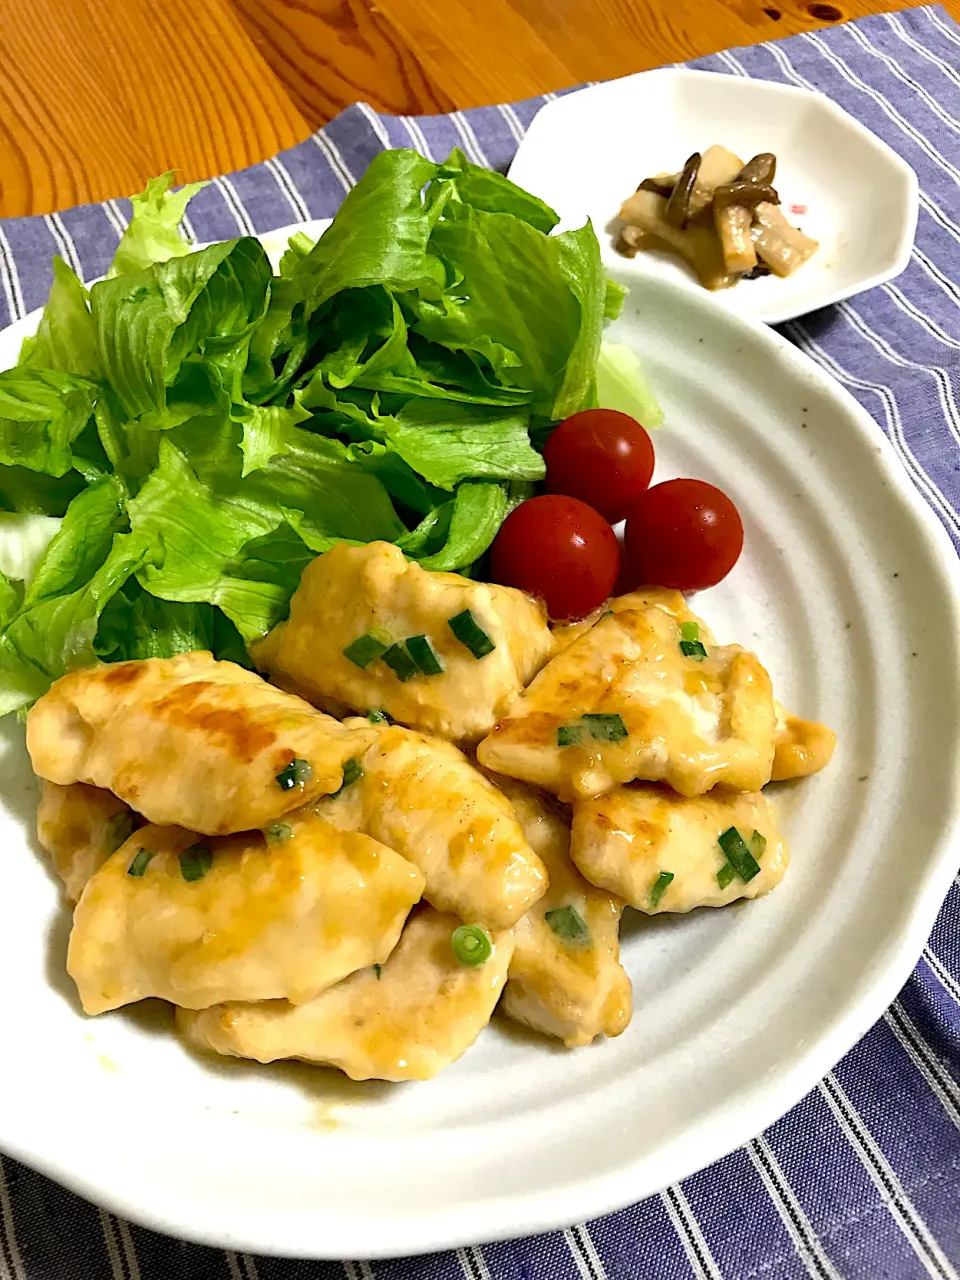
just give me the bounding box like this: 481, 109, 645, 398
373, 963, 383, 980
405, 634, 445, 676
557, 723, 584, 747
343, 634, 388, 669
680, 639, 708, 659
718, 827, 761, 883
679, 621, 700, 642
366, 708, 390, 724
601, 609, 615, 619
545, 905, 590, 946
180, 843, 213, 883
649, 870, 674, 909
105, 810, 136, 854
448, 609, 495, 659
331, 757, 364, 797
750, 830, 767, 859
451, 924, 493, 966
716, 863, 736, 890
276, 757, 312, 791
265, 821, 293, 843
581, 712, 628, 742
126, 848, 153, 878
381, 642, 419, 682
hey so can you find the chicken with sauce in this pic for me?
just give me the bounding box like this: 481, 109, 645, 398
26, 652, 375, 835
178, 907, 514, 1081
319, 718, 548, 929
251, 540, 555, 744
36, 781, 137, 903
571, 785, 788, 913
477, 602, 776, 800
494, 777, 632, 1048
69, 809, 424, 1014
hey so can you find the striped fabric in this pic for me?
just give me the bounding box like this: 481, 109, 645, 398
2, 5, 960, 1276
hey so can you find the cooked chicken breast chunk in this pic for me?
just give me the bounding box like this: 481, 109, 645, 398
320, 720, 547, 929
178, 907, 513, 1081
772, 702, 837, 781
571, 785, 788, 912
551, 588, 701, 654
493, 777, 631, 1048
68, 810, 424, 1015
36, 781, 136, 903
251, 541, 554, 743
26, 652, 375, 835
478, 604, 776, 800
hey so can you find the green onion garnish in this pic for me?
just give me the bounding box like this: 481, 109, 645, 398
105, 811, 136, 854
343, 634, 388, 669
180, 843, 213, 883
381, 642, 419, 682
366, 708, 390, 724
601, 610, 615, 619
557, 723, 584, 747
265, 821, 293, 843
718, 827, 761, 883
649, 870, 674, 909
750, 830, 767, 859
545, 905, 590, 946
451, 924, 493, 966
373, 963, 383, 980
405, 634, 445, 676
126, 848, 153, 878
717, 863, 736, 890
276, 757, 312, 790
581, 712, 628, 742
448, 610, 495, 659
331, 757, 364, 797
679, 621, 707, 660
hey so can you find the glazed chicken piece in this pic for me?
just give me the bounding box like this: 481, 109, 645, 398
68, 808, 424, 1015
320, 720, 547, 929
251, 540, 554, 744
26, 651, 376, 835
477, 604, 776, 801
772, 702, 837, 781
571, 784, 788, 912
494, 777, 632, 1048
178, 907, 514, 1081
36, 781, 136, 903
551, 588, 704, 655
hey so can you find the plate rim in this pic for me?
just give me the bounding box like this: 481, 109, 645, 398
0, 224, 957, 1258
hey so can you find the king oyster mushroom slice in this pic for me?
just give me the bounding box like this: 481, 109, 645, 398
618, 190, 739, 291
752, 201, 819, 277
712, 153, 779, 275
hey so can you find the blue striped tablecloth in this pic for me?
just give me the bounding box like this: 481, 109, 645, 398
2, 6, 960, 1277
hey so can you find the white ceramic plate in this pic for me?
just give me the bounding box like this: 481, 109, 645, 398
509, 68, 919, 325
0, 223, 958, 1259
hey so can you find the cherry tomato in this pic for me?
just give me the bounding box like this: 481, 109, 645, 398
544, 409, 655, 524
490, 494, 620, 621
623, 478, 743, 591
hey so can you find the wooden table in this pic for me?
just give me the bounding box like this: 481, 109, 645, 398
0, 0, 953, 217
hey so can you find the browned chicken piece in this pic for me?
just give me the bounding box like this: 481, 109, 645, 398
494, 777, 632, 1048
551, 588, 704, 655
178, 907, 514, 1081
572, 785, 788, 912
251, 541, 555, 744
320, 720, 547, 929
477, 604, 776, 801
36, 781, 137, 903
68, 808, 424, 1015
772, 702, 837, 781
26, 651, 376, 835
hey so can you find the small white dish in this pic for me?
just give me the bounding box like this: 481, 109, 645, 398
509, 68, 919, 324
0, 222, 957, 1259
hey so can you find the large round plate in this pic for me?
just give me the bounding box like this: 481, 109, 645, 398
1, 226, 958, 1259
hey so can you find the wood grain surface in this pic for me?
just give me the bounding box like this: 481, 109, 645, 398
0, 0, 953, 216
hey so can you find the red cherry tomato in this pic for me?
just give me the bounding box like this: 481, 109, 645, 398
623, 478, 743, 591
544, 409, 655, 524
490, 494, 620, 621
